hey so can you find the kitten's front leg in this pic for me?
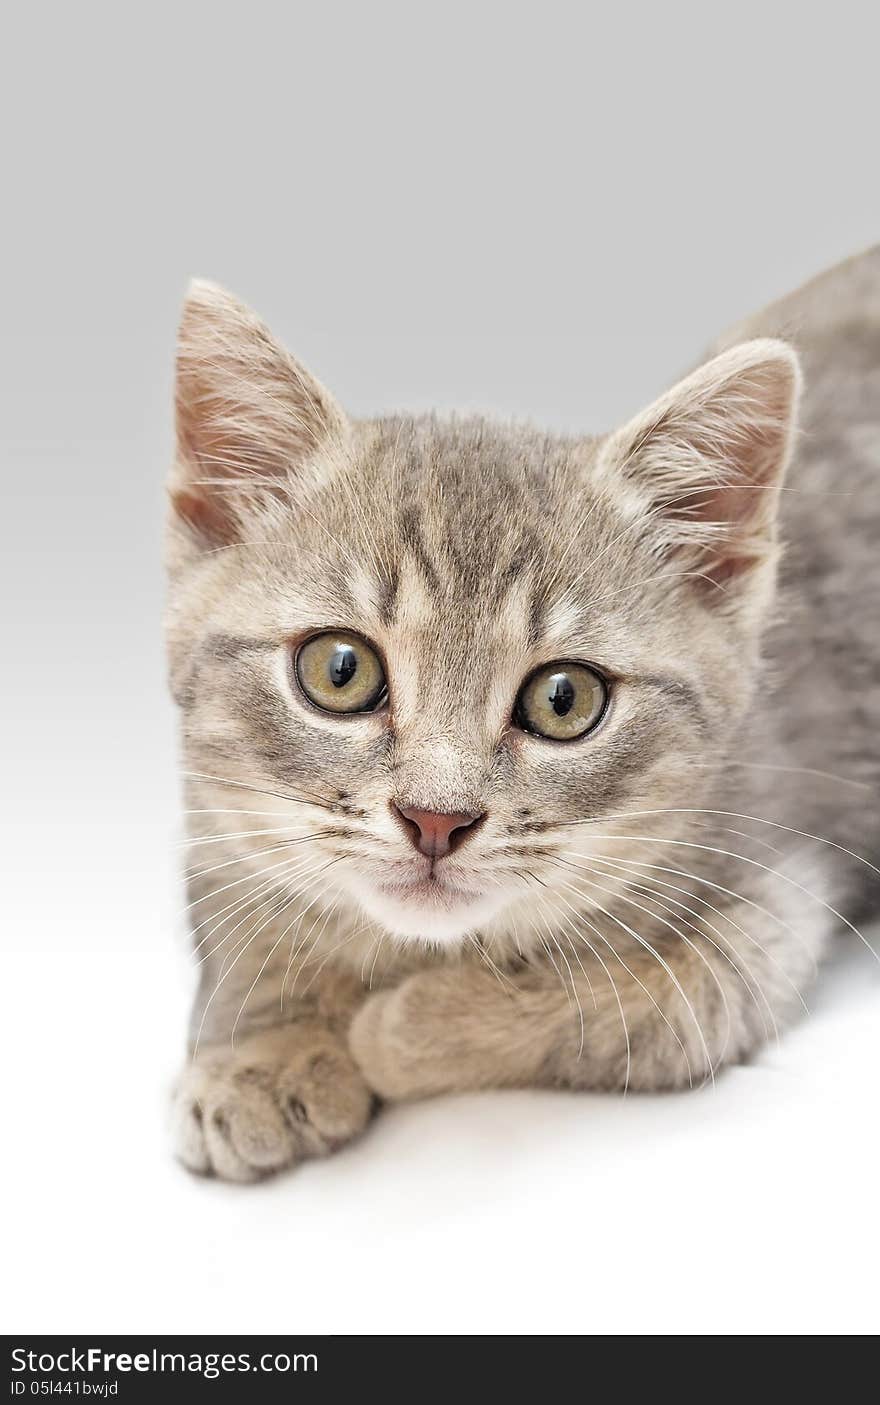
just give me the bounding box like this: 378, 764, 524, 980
349, 963, 566, 1100
172, 960, 374, 1183
350, 895, 826, 1100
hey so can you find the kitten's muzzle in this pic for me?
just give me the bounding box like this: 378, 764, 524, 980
391, 803, 486, 859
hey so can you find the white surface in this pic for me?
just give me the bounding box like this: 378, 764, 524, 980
4, 2, 880, 1340
3, 929, 878, 1336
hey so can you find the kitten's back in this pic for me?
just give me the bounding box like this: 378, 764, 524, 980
715, 248, 880, 913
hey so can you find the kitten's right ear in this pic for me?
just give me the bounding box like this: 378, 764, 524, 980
170, 280, 348, 547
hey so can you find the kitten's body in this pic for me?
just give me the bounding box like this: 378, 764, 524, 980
712, 253, 880, 913
169, 249, 880, 1181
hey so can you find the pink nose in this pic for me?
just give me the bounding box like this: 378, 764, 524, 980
393, 804, 485, 858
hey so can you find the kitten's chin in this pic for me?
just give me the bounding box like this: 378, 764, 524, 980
354, 879, 509, 944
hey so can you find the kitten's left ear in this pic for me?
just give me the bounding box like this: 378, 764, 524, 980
599, 339, 802, 593
170, 280, 349, 547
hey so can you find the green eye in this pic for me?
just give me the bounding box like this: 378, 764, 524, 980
295, 632, 387, 714
515, 662, 608, 741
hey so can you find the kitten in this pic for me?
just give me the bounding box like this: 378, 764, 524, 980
168, 249, 880, 1182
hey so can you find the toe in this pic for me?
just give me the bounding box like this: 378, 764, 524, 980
171, 1092, 211, 1176
202, 1103, 265, 1183
279, 1047, 373, 1145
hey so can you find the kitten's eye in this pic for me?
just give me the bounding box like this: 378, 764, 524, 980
515, 662, 608, 741
295, 632, 387, 714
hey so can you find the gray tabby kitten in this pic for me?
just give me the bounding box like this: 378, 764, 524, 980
169, 249, 880, 1182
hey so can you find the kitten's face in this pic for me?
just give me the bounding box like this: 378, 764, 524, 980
168, 283, 799, 949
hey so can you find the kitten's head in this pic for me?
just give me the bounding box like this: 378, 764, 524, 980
167, 281, 800, 947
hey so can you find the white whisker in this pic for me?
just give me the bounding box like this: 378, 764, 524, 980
561, 859, 771, 1047
526, 882, 637, 1091
554, 874, 713, 1083
563, 833, 879, 963
581, 851, 811, 1009
230, 861, 343, 1044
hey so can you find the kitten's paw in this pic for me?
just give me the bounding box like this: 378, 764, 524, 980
350, 977, 455, 1101
171, 1025, 374, 1183
348, 990, 406, 1100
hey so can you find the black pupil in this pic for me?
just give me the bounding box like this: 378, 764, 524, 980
548, 673, 575, 717
328, 645, 358, 689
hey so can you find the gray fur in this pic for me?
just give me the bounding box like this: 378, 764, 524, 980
166, 252, 879, 1181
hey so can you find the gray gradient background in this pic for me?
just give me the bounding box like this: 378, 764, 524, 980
3, 2, 880, 1334
5, 4, 878, 958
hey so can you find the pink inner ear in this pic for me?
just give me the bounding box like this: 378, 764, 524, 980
169, 280, 349, 554
659, 471, 783, 590
170, 486, 239, 546
619, 351, 800, 591
169, 412, 245, 545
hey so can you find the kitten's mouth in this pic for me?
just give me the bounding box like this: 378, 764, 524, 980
355, 862, 507, 942
376, 873, 481, 906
